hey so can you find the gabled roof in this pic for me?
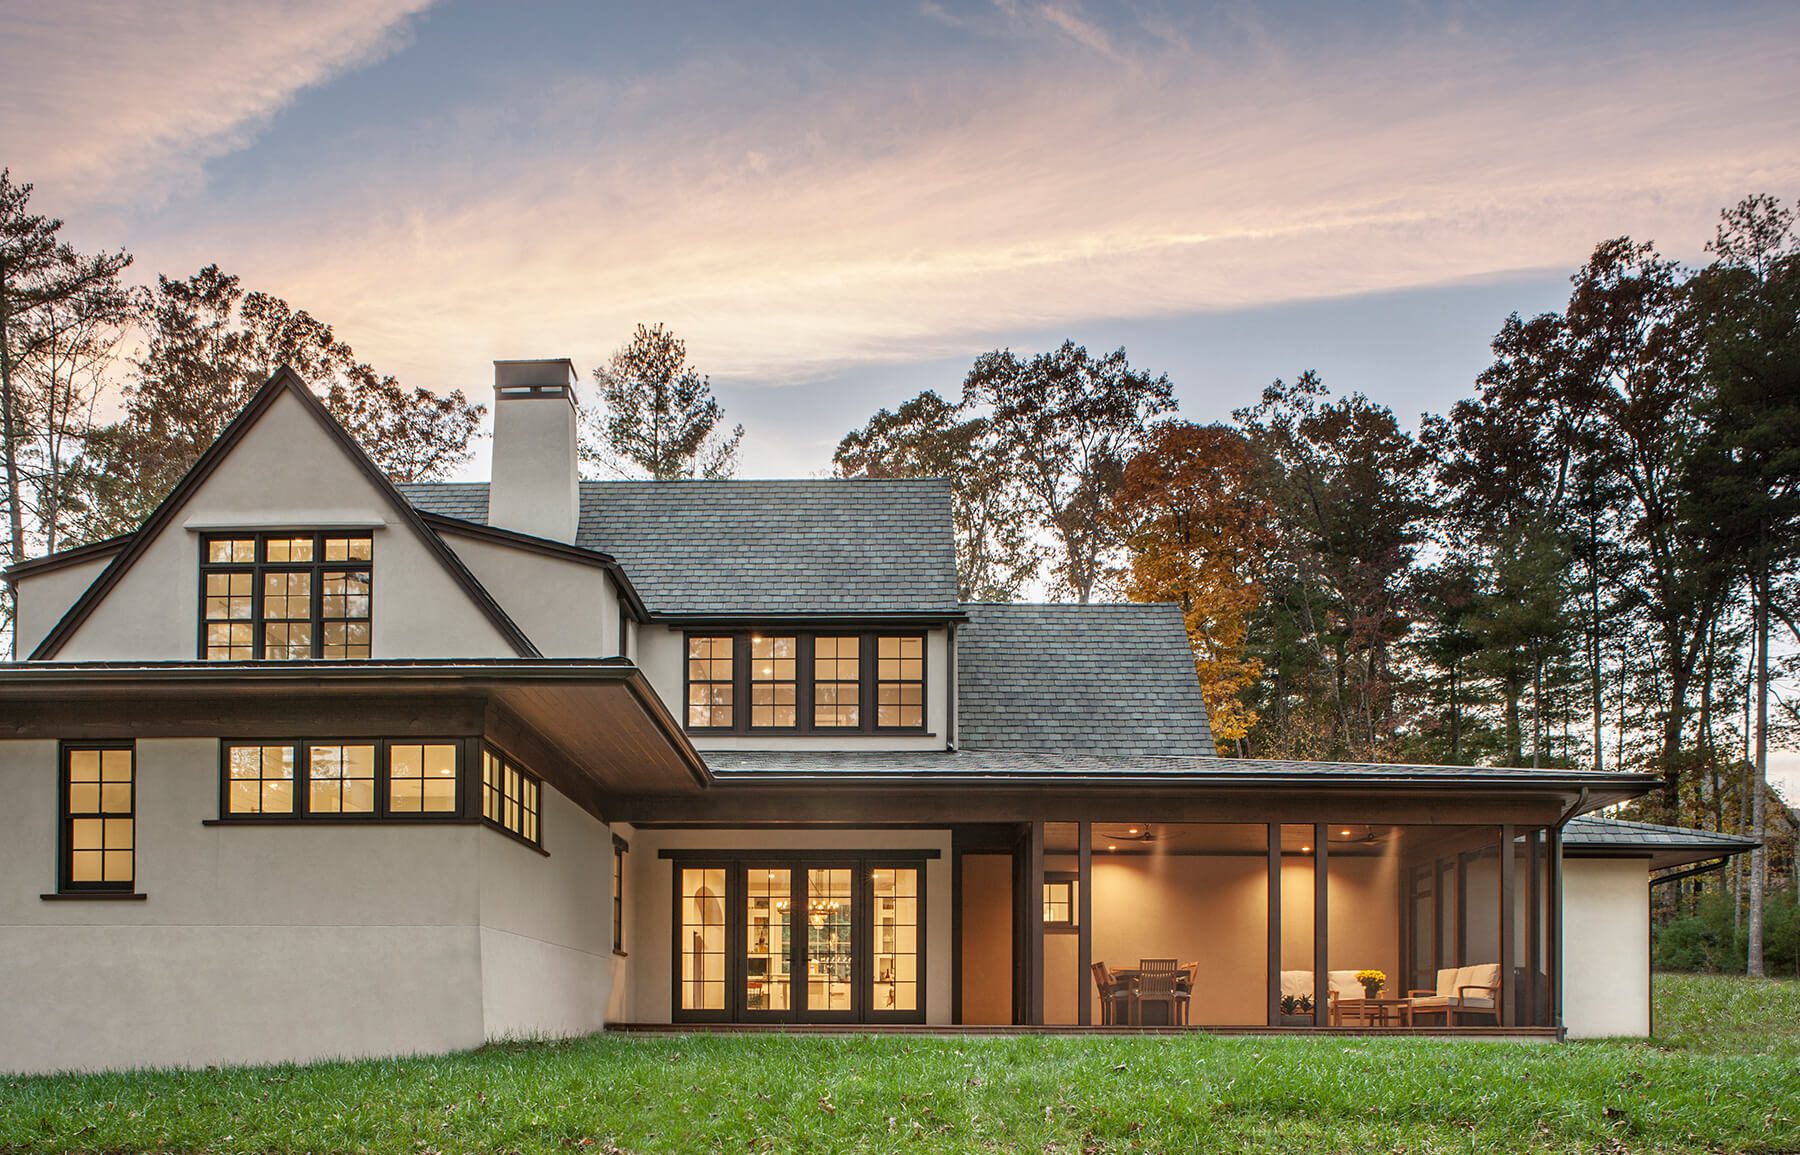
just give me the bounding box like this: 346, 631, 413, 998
1564, 814, 1758, 870
956, 602, 1216, 756
28, 368, 540, 660
396, 479, 962, 619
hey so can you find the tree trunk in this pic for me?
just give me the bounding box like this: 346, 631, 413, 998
1748, 551, 1768, 978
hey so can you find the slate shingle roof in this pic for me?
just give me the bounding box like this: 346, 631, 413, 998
397, 479, 961, 618
1564, 815, 1757, 852
955, 602, 1215, 756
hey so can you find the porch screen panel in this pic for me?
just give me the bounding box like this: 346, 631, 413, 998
871, 867, 919, 1013
745, 867, 793, 1012
806, 868, 854, 1013
680, 867, 727, 1011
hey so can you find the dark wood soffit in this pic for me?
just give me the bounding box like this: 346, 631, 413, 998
484, 699, 609, 821
0, 693, 488, 739
602, 785, 1575, 826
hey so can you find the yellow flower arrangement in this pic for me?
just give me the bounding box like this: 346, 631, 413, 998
1355, 969, 1387, 994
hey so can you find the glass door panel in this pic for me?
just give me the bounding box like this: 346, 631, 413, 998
806, 868, 855, 1016
679, 867, 727, 1013
871, 866, 920, 1014
745, 866, 794, 1014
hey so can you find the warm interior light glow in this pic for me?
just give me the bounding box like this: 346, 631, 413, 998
1341, 829, 1352, 836
1127, 828, 1139, 835
1302, 845, 1312, 853
1107, 845, 1117, 851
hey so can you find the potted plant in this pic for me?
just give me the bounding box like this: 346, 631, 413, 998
1356, 969, 1388, 999
1278, 993, 1314, 1025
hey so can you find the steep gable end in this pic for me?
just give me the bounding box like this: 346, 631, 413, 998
32, 368, 538, 661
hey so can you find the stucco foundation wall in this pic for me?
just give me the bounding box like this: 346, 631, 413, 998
477, 784, 617, 1039
1562, 857, 1650, 1039
625, 828, 954, 1024
0, 738, 487, 1074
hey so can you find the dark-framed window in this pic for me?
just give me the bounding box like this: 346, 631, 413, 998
59, 743, 136, 893
200, 531, 372, 661
1043, 872, 1079, 932
613, 834, 629, 956
481, 745, 542, 847
220, 738, 459, 820
666, 851, 931, 1025
683, 631, 930, 734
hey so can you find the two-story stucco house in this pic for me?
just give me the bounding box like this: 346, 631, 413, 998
0, 360, 1755, 1073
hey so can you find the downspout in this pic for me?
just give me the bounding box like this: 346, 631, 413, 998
945, 622, 958, 751
1549, 787, 1589, 1040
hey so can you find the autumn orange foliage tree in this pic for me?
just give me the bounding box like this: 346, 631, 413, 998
1113, 422, 1273, 750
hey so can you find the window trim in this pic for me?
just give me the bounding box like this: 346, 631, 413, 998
682, 630, 930, 735
215, 737, 463, 822
57, 741, 137, 895
1043, 871, 1079, 934
197, 531, 373, 662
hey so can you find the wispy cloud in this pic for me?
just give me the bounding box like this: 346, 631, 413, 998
0, 0, 434, 209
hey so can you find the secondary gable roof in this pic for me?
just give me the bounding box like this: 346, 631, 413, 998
398, 478, 962, 619
29, 367, 540, 660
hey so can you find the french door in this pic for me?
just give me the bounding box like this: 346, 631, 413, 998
673, 855, 925, 1024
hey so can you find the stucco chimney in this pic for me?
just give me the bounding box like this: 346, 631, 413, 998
488, 358, 580, 544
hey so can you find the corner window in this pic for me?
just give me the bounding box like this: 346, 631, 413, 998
201, 532, 372, 661
481, 747, 542, 847
61, 745, 134, 892
682, 631, 928, 734
221, 739, 458, 819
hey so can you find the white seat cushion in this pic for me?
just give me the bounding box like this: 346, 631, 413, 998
1280, 970, 1312, 999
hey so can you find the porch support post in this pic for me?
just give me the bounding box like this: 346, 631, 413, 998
1267, 822, 1281, 1026
1499, 823, 1516, 1028
1313, 822, 1329, 1028
1027, 818, 1045, 1026
1077, 820, 1092, 1026
1548, 823, 1564, 1034
1525, 828, 1542, 1027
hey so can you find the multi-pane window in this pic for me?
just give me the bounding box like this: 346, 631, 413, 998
877, 636, 925, 728
686, 636, 735, 729
812, 636, 860, 728
307, 744, 377, 814
226, 744, 295, 814
1043, 875, 1078, 930
482, 746, 542, 847
222, 740, 455, 819
749, 635, 797, 728
679, 867, 728, 1012
200, 532, 372, 661
683, 632, 927, 733
61, 745, 134, 892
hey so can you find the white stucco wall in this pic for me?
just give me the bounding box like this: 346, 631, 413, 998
636, 625, 951, 750
1562, 857, 1651, 1039
624, 827, 954, 1023
440, 531, 620, 658
49, 388, 516, 662
11, 552, 116, 659
477, 785, 619, 1039
0, 736, 626, 1073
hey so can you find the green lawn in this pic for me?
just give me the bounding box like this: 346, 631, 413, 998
2, 975, 1796, 1154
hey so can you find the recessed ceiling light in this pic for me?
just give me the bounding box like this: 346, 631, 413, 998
1302, 845, 1312, 853
1107, 845, 1118, 851
1127, 828, 1139, 835
1341, 829, 1353, 836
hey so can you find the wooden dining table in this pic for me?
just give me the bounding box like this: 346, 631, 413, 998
1108, 968, 1193, 1026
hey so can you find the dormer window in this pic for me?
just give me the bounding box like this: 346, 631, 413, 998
200, 532, 372, 661
684, 631, 928, 733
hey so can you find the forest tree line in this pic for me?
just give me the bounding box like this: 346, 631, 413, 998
833, 195, 1800, 970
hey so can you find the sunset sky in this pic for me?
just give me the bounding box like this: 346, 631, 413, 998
7, 0, 1799, 475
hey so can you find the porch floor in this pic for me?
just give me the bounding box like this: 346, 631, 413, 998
609, 1023, 1561, 1041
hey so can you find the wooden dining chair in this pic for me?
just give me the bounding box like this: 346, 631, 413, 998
1132, 969, 1181, 1026
1138, 958, 1178, 972
1091, 962, 1131, 1026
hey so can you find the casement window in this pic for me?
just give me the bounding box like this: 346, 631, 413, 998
60, 744, 135, 893
1042, 873, 1079, 932
221, 739, 458, 819
683, 632, 929, 734
612, 835, 628, 955
481, 747, 542, 847
200, 532, 372, 661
